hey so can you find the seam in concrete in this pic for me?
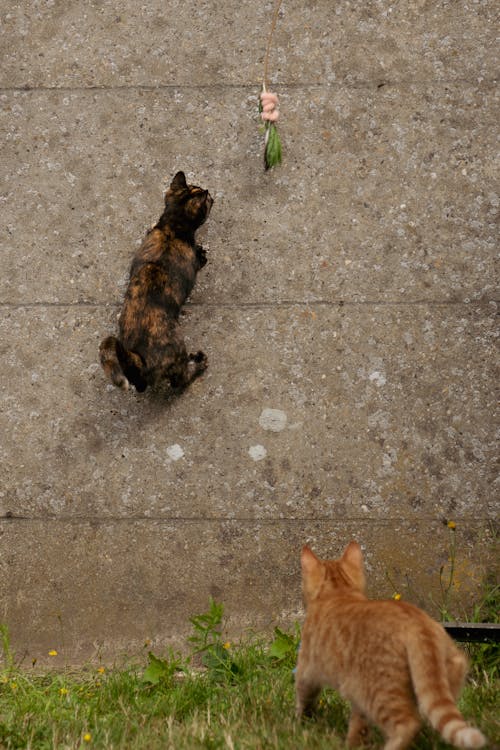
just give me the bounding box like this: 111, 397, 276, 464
0, 516, 493, 524
0, 300, 497, 309
0, 80, 497, 94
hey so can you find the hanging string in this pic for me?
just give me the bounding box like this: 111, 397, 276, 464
260, 0, 284, 169
263, 0, 285, 92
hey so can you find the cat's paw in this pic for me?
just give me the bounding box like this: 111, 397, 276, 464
189, 350, 208, 372
195, 244, 208, 268
347, 714, 371, 747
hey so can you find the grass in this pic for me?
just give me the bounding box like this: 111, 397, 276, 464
0, 598, 498, 750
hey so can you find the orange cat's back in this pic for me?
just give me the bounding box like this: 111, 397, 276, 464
296, 542, 486, 750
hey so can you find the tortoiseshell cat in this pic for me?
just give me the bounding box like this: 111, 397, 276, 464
296, 542, 486, 750
99, 171, 213, 392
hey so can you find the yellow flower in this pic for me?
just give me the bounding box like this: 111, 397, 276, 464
10, 682, 18, 690
97, 666, 105, 674
59, 687, 68, 696
223, 642, 231, 650
48, 649, 58, 657
393, 593, 402, 601
447, 520, 456, 529
83, 733, 92, 743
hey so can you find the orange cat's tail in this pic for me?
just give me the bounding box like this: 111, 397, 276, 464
408, 639, 486, 749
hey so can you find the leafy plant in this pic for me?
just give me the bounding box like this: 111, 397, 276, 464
269, 625, 300, 668
142, 650, 186, 686
187, 597, 239, 679
188, 597, 224, 655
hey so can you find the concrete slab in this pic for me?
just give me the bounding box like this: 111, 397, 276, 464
0, 1, 497, 87
0, 304, 497, 519
1, 83, 497, 304
0, 0, 498, 663
0, 519, 495, 663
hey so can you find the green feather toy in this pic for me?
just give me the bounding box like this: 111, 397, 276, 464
260, 86, 282, 170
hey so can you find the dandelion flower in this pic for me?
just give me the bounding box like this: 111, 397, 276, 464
393, 593, 402, 601
48, 649, 58, 657
10, 682, 18, 690
223, 642, 231, 650
447, 520, 456, 529
83, 733, 92, 743
59, 687, 68, 696
97, 666, 105, 674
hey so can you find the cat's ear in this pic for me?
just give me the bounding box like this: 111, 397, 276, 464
301, 545, 320, 572
301, 546, 325, 600
170, 171, 188, 191
341, 541, 366, 592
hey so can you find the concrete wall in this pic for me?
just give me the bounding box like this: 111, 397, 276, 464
1, 1, 498, 664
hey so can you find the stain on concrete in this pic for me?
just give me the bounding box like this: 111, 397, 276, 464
259, 408, 288, 432
166, 444, 185, 462
249, 445, 267, 461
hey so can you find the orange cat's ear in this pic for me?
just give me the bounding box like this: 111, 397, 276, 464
342, 541, 363, 565
341, 541, 366, 592
301, 545, 320, 570
301, 546, 325, 600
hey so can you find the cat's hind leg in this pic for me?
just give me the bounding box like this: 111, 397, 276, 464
121, 350, 148, 392
380, 714, 420, 750
446, 648, 468, 700
295, 676, 321, 719
99, 336, 146, 391
347, 709, 371, 747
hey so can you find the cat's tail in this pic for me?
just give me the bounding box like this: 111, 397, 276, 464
99, 336, 146, 392
99, 336, 130, 390
407, 633, 486, 749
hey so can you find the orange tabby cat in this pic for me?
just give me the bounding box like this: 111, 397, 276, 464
296, 542, 486, 750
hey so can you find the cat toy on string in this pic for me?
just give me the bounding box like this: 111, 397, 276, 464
259, 0, 284, 170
